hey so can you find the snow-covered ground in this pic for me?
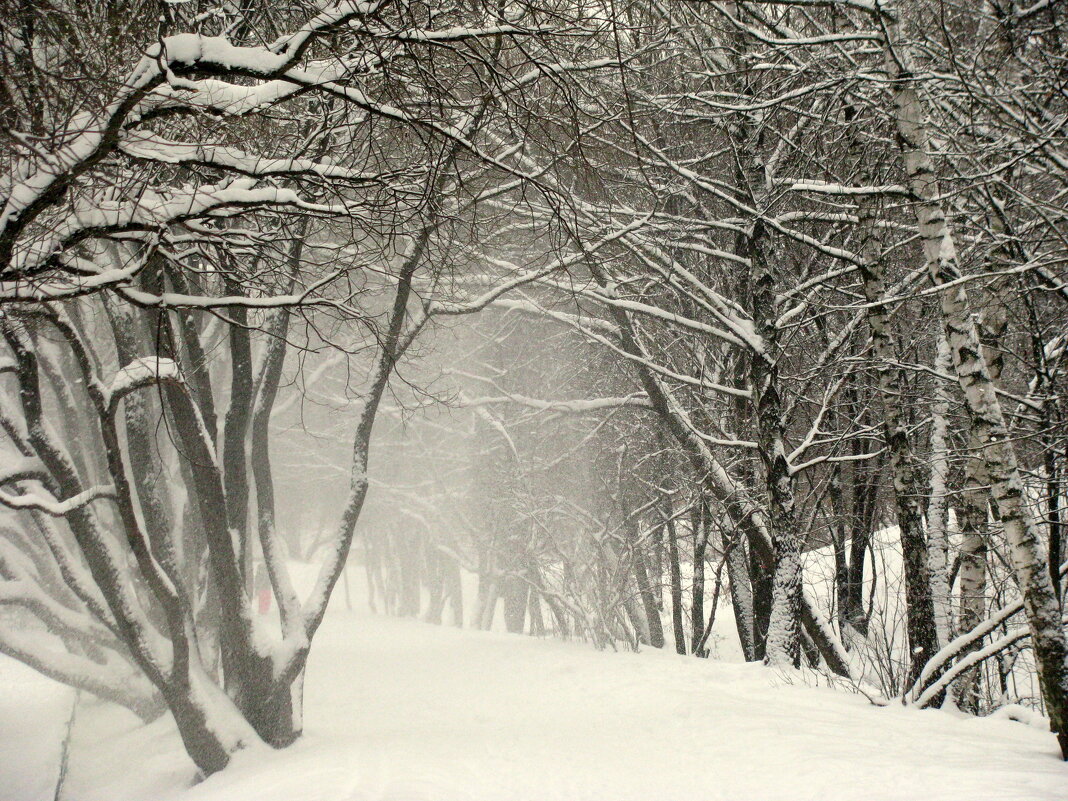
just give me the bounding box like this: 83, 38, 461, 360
0, 657, 75, 801
3, 568, 1067, 801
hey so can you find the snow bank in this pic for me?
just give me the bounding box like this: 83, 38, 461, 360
3, 564, 1065, 800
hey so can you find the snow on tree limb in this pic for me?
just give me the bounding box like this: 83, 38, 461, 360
0, 485, 117, 517
107, 357, 181, 407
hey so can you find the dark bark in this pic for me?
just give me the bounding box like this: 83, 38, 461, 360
750, 539, 773, 660
856, 160, 943, 687
738, 129, 801, 667
222, 276, 254, 590
163, 264, 218, 442
666, 515, 687, 655
724, 530, 757, 661
691, 503, 708, 651
845, 445, 881, 636
579, 228, 852, 675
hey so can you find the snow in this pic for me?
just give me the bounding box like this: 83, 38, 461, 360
0, 657, 73, 801
457, 391, 652, 414
108, 357, 180, 400
12, 179, 352, 280
0, 455, 45, 485
2, 565, 1066, 801
0, 484, 116, 516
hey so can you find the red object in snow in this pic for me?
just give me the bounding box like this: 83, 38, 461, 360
258, 587, 272, 615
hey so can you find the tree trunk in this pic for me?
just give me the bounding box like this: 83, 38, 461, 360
845, 469, 876, 637
424, 550, 446, 625
446, 558, 464, 627
886, 35, 1068, 755
623, 581, 651, 647
735, 95, 802, 667
722, 529, 757, 661
631, 542, 665, 649
666, 515, 687, 655
476, 572, 499, 631
691, 503, 708, 651
927, 333, 953, 649
503, 574, 529, 634
222, 276, 254, 592
954, 290, 1009, 710
581, 254, 853, 676
527, 564, 546, 636
856, 176, 939, 688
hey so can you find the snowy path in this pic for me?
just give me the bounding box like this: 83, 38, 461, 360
22, 606, 1061, 801
0, 657, 74, 801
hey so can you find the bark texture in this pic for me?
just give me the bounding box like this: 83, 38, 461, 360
886, 33, 1068, 755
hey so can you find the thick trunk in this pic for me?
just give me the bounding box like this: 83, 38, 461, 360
746, 210, 801, 668
235, 667, 303, 749
164, 691, 245, 777
887, 39, 1068, 755
750, 542, 773, 659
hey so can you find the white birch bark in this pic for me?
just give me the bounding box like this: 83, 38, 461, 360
954, 287, 1009, 709
927, 333, 953, 650
882, 18, 1068, 756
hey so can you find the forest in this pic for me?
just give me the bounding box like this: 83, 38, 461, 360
0, 1, 1066, 798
